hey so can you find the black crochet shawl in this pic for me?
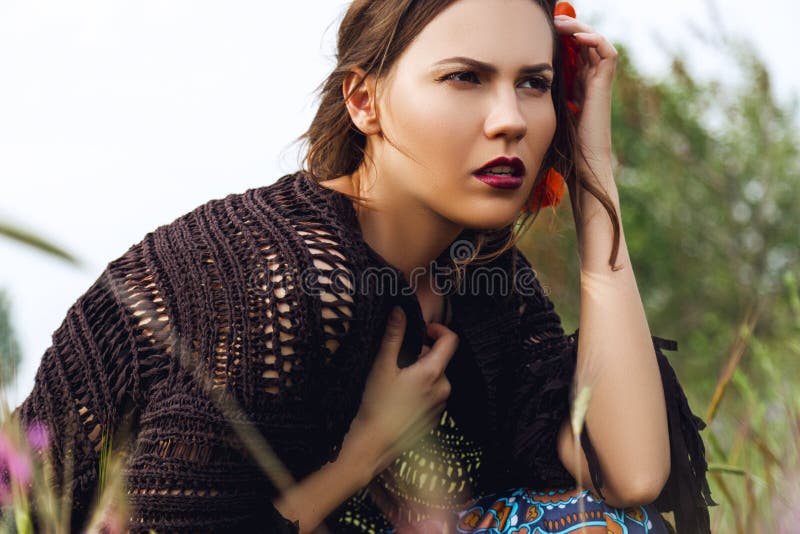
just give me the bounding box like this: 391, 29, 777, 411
10, 171, 714, 532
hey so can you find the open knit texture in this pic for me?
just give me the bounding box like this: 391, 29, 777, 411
9, 171, 714, 533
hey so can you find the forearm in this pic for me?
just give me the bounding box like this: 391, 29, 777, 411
572, 175, 670, 503
272, 421, 377, 534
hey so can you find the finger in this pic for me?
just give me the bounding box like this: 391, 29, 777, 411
435, 376, 452, 402
424, 321, 453, 338
421, 323, 460, 373
587, 46, 603, 68
553, 16, 595, 35
572, 32, 618, 62
575, 35, 591, 69
378, 306, 406, 360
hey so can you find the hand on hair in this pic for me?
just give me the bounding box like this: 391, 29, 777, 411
553, 6, 618, 195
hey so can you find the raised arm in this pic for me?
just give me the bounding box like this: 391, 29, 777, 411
565, 220, 672, 506
510, 249, 715, 533
543, 9, 671, 507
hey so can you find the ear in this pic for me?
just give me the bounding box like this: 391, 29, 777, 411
342, 67, 381, 136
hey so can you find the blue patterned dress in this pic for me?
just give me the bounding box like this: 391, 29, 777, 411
377, 485, 670, 534
455, 486, 668, 533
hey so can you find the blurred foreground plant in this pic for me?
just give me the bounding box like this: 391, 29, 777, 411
0, 405, 130, 534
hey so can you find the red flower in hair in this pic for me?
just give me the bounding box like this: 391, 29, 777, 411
522, 2, 578, 212
554, 1, 576, 17
525, 168, 566, 212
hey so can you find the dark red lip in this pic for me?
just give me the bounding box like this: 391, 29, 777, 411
473, 175, 523, 189
473, 156, 526, 177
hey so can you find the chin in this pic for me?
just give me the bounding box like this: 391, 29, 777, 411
459, 210, 520, 231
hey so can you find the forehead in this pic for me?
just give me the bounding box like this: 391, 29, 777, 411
400, 0, 553, 67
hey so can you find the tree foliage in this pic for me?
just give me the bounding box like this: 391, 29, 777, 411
0, 291, 21, 391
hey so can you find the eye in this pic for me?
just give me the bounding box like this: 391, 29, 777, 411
436, 70, 480, 84
519, 76, 552, 92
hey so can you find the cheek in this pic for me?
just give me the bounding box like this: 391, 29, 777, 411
529, 103, 557, 153
384, 81, 474, 159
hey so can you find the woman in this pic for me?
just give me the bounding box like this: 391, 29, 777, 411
12, 0, 714, 532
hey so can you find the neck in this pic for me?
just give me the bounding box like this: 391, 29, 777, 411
328, 166, 464, 292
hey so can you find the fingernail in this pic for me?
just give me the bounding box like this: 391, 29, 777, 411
389, 306, 403, 324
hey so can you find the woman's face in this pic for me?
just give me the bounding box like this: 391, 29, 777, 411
372, 0, 557, 230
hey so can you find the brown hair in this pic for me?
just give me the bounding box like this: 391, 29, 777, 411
294, 0, 622, 279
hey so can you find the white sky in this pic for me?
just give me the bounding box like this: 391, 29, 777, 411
1, 0, 798, 407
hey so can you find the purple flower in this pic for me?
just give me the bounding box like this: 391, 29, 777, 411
25, 421, 50, 452
0, 431, 33, 505
0, 433, 14, 505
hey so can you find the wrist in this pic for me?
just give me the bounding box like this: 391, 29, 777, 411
340, 417, 383, 487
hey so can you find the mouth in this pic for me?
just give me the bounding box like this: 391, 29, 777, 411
472, 156, 526, 190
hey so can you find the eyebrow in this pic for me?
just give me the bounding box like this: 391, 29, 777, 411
431, 56, 553, 76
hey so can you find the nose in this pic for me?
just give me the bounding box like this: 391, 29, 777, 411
483, 87, 527, 141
